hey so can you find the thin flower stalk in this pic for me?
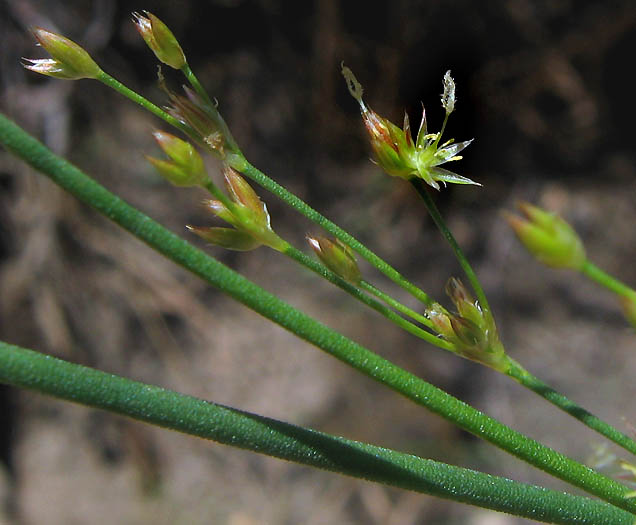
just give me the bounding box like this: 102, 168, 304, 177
5, 114, 636, 514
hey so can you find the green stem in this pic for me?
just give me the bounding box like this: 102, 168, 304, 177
413, 177, 636, 458
95, 71, 430, 310
283, 245, 447, 349
96, 71, 189, 134
581, 260, 636, 299
181, 63, 214, 106
2, 341, 634, 525
410, 178, 492, 315
229, 157, 434, 307
508, 361, 636, 458
3, 112, 636, 514
359, 280, 434, 329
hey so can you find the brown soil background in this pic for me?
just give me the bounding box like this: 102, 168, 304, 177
1, 1, 636, 523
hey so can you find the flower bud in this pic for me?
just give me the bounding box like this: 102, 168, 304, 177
427, 278, 509, 372
146, 131, 207, 187
342, 64, 478, 190
306, 236, 362, 284
132, 11, 186, 70
189, 167, 286, 251
23, 28, 102, 80
163, 85, 238, 158
505, 202, 586, 270
186, 226, 261, 251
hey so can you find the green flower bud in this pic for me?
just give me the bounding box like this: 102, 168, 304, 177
306, 236, 362, 284
189, 166, 286, 252
186, 226, 261, 251
23, 28, 102, 80
505, 202, 586, 270
132, 11, 186, 70
146, 131, 207, 187
427, 278, 509, 372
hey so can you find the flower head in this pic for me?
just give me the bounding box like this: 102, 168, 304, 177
342, 64, 478, 190
505, 202, 586, 270
188, 166, 286, 251
306, 236, 362, 284
427, 278, 509, 372
22, 28, 102, 80
132, 11, 186, 70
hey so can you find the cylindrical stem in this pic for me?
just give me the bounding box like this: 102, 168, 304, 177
232, 158, 434, 307
410, 178, 492, 315
3, 112, 636, 514
581, 260, 636, 299
3, 341, 634, 525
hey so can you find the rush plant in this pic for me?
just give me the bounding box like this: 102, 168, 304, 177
1, 12, 636, 524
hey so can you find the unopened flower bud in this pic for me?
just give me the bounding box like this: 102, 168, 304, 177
306, 236, 362, 284
163, 85, 238, 158
505, 202, 586, 270
189, 167, 286, 251
187, 226, 261, 251
146, 131, 207, 187
427, 278, 509, 372
23, 28, 102, 80
132, 11, 186, 70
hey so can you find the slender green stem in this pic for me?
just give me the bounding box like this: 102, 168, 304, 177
359, 280, 434, 329
96, 71, 189, 134
413, 176, 636, 458
229, 157, 434, 307
508, 361, 636, 458
3, 341, 634, 525
3, 113, 636, 514
581, 260, 636, 299
181, 63, 214, 106
95, 71, 431, 310
283, 245, 448, 349
410, 178, 492, 315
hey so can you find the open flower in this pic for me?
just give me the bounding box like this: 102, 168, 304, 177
188, 166, 286, 251
342, 65, 478, 190
23, 28, 102, 80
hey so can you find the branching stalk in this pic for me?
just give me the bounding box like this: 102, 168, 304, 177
3, 113, 636, 513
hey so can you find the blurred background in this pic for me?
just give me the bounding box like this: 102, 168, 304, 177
1, 0, 636, 523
